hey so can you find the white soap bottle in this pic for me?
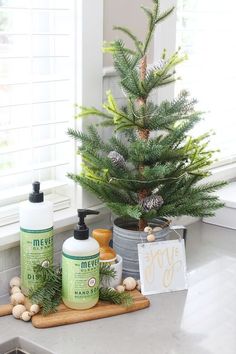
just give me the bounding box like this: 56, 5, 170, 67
62, 209, 100, 310
19, 181, 53, 294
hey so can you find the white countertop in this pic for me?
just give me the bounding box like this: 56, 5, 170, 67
1, 221, 236, 354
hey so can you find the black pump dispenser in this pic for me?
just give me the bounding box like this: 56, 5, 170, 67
29, 181, 44, 203
74, 209, 99, 240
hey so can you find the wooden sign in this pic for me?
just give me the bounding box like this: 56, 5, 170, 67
138, 239, 188, 295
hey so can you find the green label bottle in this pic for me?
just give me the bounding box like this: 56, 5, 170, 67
62, 209, 100, 310
19, 182, 53, 295
62, 252, 99, 308
20, 227, 53, 293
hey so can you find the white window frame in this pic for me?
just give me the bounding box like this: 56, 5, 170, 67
154, 0, 236, 176
0, 0, 105, 249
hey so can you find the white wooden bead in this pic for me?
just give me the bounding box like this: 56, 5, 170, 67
10, 293, 25, 305
12, 305, 26, 319
136, 279, 141, 291
10, 286, 21, 295
152, 226, 162, 232
123, 277, 137, 291
147, 234, 155, 242
30, 304, 40, 314
21, 311, 32, 322
144, 226, 153, 233
9, 276, 21, 288
116, 285, 125, 293
41, 260, 50, 268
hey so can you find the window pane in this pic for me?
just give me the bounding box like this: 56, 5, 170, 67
176, 0, 236, 160
0, 0, 74, 216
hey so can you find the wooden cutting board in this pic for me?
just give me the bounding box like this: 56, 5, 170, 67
0, 290, 150, 328
32, 290, 150, 329
0, 303, 13, 316
0, 298, 31, 316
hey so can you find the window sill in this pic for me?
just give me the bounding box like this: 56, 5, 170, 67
0, 204, 110, 251
1, 162, 235, 251
208, 161, 236, 182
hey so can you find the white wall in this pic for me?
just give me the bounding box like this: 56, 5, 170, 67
103, 0, 153, 67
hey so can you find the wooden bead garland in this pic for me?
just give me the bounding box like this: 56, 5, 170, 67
144, 225, 156, 242
115, 277, 142, 293
9, 276, 40, 322
12, 305, 26, 319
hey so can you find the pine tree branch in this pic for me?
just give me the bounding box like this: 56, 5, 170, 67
107, 202, 142, 220
113, 26, 143, 55
99, 288, 134, 307
76, 106, 113, 120
155, 7, 175, 25
28, 265, 62, 315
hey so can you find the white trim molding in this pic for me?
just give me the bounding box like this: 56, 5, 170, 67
73, 0, 104, 209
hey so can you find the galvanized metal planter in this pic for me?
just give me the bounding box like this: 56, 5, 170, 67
113, 217, 171, 278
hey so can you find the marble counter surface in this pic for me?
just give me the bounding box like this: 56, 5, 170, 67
1, 221, 236, 354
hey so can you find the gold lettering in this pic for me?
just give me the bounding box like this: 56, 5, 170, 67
143, 245, 183, 287
163, 260, 182, 287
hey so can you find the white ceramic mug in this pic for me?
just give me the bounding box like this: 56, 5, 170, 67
101, 255, 123, 288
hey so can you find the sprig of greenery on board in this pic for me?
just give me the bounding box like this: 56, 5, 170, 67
28, 263, 133, 315
28, 264, 62, 316
99, 287, 134, 307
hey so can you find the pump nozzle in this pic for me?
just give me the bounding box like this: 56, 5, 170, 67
74, 209, 99, 240
29, 181, 44, 203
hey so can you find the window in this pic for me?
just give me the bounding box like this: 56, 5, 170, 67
0, 0, 104, 229
176, 0, 236, 163
0, 0, 75, 226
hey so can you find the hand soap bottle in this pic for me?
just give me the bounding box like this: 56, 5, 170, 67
62, 209, 100, 310
20, 181, 53, 295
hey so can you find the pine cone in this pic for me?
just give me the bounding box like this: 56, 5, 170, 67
140, 194, 164, 212
108, 151, 126, 169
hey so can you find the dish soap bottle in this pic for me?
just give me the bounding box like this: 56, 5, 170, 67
20, 181, 53, 295
62, 209, 100, 310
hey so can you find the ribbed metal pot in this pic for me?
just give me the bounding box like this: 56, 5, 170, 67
113, 217, 171, 278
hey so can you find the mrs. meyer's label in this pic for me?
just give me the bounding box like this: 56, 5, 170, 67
62, 253, 99, 304
20, 227, 53, 293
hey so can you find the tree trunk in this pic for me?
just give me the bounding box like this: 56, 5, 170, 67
138, 218, 148, 231
137, 55, 150, 231
138, 128, 150, 140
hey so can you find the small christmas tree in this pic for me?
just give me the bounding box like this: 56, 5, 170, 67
68, 0, 225, 231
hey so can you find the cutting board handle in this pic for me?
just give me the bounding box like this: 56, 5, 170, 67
0, 304, 13, 317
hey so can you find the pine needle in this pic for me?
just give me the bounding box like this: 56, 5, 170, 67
28, 264, 62, 316
99, 263, 117, 287
99, 287, 134, 307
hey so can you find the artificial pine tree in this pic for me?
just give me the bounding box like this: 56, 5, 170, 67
68, 0, 225, 231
